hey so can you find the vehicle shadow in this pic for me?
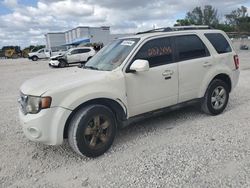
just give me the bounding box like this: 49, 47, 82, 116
49, 64, 81, 69
114, 105, 203, 144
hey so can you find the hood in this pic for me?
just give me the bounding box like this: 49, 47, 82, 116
20, 68, 108, 96
28, 52, 36, 56
50, 54, 63, 60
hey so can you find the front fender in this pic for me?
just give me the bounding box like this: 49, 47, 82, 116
47, 82, 128, 115
63, 92, 127, 113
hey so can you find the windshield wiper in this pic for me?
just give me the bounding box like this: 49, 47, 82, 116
83, 65, 99, 70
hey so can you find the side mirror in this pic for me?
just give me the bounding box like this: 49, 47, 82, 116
130, 59, 149, 72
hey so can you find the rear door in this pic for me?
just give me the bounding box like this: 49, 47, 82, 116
78, 48, 91, 62
175, 34, 212, 102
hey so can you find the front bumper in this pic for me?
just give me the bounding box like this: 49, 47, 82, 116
49, 60, 60, 66
19, 107, 72, 145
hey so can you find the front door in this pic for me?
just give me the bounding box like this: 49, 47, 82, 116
45, 49, 50, 58
125, 37, 178, 117
37, 49, 46, 59
67, 49, 79, 63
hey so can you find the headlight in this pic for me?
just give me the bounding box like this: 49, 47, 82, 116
19, 94, 52, 114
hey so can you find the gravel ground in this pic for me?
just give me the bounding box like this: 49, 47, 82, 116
0, 51, 250, 188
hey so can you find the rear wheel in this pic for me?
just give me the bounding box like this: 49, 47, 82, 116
201, 79, 229, 115
68, 105, 117, 157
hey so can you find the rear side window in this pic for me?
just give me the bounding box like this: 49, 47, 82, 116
134, 37, 173, 67
175, 35, 209, 61
78, 49, 91, 53
205, 33, 232, 54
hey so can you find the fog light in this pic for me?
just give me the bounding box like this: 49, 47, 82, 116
27, 127, 41, 139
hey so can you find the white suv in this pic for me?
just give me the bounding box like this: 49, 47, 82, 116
49, 47, 96, 68
28, 48, 50, 61
19, 26, 240, 157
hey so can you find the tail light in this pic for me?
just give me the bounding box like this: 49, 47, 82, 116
234, 55, 239, 69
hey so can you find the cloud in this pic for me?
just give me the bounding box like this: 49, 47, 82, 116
0, 0, 249, 48
2, 0, 18, 8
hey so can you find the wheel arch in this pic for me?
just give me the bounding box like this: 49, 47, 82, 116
31, 55, 38, 60
63, 98, 127, 138
200, 73, 232, 98
212, 74, 232, 92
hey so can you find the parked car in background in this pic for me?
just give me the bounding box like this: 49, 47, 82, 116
28, 48, 50, 61
240, 44, 249, 50
28, 48, 67, 61
49, 47, 96, 68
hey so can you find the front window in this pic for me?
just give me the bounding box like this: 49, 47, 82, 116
38, 49, 44, 53
133, 37, 173, 67
84, 38, 139, 71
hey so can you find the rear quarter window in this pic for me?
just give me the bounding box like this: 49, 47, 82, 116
205, 33, 232, 54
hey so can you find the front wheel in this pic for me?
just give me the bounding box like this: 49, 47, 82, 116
31, 56, 38, 61
201, 79, 229, 115
58, 59, 67, 68
68, 105, 117, 157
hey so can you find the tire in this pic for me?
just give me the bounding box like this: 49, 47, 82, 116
201, 79, 229, 115
58, 59, 67, 68
31, 56, 38, 61
68, 105, 117, 157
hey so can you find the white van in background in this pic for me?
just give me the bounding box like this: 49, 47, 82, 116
28, 48, 67, 61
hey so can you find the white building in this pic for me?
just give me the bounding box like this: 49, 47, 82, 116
45, 26, 112, 51
45, 32, 66, 51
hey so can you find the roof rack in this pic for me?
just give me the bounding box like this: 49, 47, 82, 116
136, 25, 212, 35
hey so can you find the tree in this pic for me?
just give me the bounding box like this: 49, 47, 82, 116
186, 6, 203, 25
175, 5, 250, 33
225, 6, 248, 26
225, 6, 250, 32
174, 19, 192, 26
185, 5, 219, 27
25, 45, 46, 52
216, 24, 234, 32
237, 16, 250, 32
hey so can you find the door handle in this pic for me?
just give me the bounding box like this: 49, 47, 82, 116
203, 62, 212, 67
162, 70, 174, 77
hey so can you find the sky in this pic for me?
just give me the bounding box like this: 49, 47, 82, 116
0, 0, 250, 48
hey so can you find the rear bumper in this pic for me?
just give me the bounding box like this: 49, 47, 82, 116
231, 69, 240, 91
19, 107, 72, 145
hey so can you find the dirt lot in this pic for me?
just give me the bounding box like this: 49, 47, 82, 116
0, 51, 250, 188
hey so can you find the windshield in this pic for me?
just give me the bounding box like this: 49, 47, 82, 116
84, 38, 139, 71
